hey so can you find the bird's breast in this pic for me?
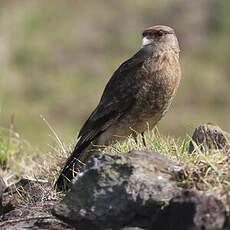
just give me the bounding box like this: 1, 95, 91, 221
126, 51, 181, 130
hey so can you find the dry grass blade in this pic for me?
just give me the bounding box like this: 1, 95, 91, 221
40, 115, 67, 155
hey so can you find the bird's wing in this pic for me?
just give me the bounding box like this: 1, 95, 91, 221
55, 48, 151, 190
77, 48, 150, 147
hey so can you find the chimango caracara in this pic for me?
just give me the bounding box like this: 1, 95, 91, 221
56, 25, 181, 190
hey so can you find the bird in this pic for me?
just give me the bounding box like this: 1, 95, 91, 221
55, 25, 181, 191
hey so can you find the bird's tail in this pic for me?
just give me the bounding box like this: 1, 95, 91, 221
55, 142, 91, 191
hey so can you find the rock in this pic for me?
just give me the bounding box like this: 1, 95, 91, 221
0, 178, 73, 230
2, 177, 52, 211
189, 123, 230, 153
0, 201, 73, 230
154, 190, 227, 230
52, 150, 183, 230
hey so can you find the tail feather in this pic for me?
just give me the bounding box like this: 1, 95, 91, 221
55, 126, 104, 191
55, 130, 104, 191
55, 142, 89, 191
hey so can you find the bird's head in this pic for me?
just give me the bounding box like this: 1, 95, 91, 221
142, 25, 179, 53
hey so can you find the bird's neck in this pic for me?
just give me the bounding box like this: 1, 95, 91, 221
143, 43, 180, 59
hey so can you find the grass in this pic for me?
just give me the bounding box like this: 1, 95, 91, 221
105, 128, 230, 204
0, 123, 230, 211
0, 124, 59, 187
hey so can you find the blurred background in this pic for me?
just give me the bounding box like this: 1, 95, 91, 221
0, 0, 230, 151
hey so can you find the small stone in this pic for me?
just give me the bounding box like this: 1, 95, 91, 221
189, 123, 230, 153
2, 177, 51, 209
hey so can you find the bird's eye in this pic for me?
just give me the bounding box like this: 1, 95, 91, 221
142, 31, 154, 37
155, 30, 164, 37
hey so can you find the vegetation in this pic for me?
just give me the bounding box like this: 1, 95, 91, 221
107, 129, 230, 203
0, 0, 230, 208
0, 123, 63, 187
1, 124, 230, 209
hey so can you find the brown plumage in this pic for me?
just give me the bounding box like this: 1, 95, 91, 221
55, 25, 181, 190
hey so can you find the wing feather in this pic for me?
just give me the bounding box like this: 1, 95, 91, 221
78, 48, 150, 139
55, 48, 152, 190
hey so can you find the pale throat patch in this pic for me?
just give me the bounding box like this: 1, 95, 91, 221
142, 37, 152, 46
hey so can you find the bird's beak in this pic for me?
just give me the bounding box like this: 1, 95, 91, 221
142, 37, 152, 47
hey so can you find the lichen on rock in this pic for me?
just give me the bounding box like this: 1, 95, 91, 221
52, 150, 183, 230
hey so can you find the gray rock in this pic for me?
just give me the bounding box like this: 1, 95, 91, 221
154, 189, 227, 230
2, 177, 52, 210
1, 178, 73, 230
1, 201, 73, 230
52, 150, 183, 230
189, 123, 230, 153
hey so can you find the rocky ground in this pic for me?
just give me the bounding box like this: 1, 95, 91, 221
0, 124, 230, 229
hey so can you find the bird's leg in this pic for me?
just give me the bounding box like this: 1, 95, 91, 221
134, 135, 138, 145
141, 132, 147, 147
134, 132, 147, 147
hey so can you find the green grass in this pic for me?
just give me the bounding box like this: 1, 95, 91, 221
0, 129, 15, 167
0, 125, 59, 187
105, 129, 230, 203
0, 123, 229, 209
